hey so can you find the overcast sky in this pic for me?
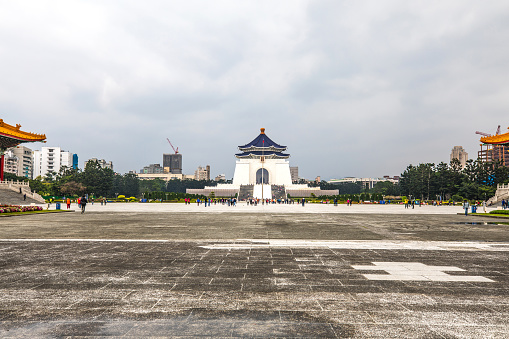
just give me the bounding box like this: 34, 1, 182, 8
2, 1, 509, 180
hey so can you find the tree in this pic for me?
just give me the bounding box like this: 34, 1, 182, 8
82, 160, 113, 196
60, 181, 86, 196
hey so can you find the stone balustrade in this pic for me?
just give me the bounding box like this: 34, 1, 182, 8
0, 180, 45, 203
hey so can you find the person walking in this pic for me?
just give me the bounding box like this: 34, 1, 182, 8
66, 197, 71, 209
23, 193, 26, 201
80, 195, 88, 214
463, 200, 470, 216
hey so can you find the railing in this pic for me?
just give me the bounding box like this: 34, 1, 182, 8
0, 180, 45, 203
498, 183, 509, 190
0, 180, 30, 187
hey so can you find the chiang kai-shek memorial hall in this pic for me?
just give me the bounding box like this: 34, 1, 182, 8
187, 128, 339, 199
0, 119, 46, 181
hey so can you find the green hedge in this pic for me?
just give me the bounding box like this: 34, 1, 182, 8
489, 210, 509, 215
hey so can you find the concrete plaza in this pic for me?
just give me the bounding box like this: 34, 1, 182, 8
0, 203, 508, 337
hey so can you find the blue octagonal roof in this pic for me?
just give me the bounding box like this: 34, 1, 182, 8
238, 128, 286, 150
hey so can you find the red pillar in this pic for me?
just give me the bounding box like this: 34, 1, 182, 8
0, 154, 4, 182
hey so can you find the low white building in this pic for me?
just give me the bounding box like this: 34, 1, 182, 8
137, 173, 194, 181
86, 158, 113, 170
329, 176, 400, 189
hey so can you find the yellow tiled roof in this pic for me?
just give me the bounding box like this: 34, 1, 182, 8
480, 128, 509, 145
0, 119, 46, 141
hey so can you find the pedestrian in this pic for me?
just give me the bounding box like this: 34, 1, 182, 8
23, 193, 26, 201
78, 197, 81, 208
301, 198, 305, 206
411, 200, 415, 209
463, 200, 469, 216
80, 195, 88, 214
66, 197, 71, 209
334, 198, 338, 206
502, 199, 506, 210
19, 187, 22, 194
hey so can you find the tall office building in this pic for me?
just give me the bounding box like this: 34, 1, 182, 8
450, 146, 468, 169
33, 147, 74, 178
163, 153, 182, 174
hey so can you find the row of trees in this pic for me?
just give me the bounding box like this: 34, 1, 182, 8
7, 156, 509, 201
399, 158, 509, 201
9, 161, 139, 198
8, 162, 216, 198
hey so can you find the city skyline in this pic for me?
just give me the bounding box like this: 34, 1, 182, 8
2, 1, 509, 179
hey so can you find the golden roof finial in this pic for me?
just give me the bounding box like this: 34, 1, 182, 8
260, 128, 265, 134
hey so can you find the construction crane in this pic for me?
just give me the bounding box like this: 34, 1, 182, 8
166, 138, 179, 154
476, 125, 501, 137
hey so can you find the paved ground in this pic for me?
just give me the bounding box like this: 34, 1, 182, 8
0, 204, 508, 338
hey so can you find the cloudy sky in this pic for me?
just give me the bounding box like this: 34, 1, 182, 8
2, 1, 509, 180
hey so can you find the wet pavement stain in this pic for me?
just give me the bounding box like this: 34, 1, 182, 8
0, 310, 355, 338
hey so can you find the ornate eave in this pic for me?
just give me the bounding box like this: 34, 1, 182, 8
238, 145, 286, 152
235, 152, 290, 160
0, 119, 46, 149
480, 129, 509, 145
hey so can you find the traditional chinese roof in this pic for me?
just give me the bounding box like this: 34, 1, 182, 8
235, 150, 290, 159
236, 128, 290, 159
0, 119, 46, 149
238, 128, 286, 151
480, 128, 509, 145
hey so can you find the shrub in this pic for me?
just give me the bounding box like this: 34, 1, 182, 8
489, 210, 509, 215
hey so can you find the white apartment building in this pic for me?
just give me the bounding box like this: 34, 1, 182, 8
33, 147, 74, 178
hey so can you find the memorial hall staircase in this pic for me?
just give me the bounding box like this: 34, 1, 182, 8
0, 180, 45, 205
271, 185, 286, 200
238, 185, 254, 200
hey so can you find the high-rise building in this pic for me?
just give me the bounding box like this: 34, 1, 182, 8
163, 153, 182, 174
194, 165, 210, 181
86, 158, 113, 170
72, 154, 79, 169
33, 147, 74, 178
450, 146, 468, 168
290, 166, 298, 182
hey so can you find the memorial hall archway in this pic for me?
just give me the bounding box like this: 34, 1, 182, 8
256, 168, 269, 184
